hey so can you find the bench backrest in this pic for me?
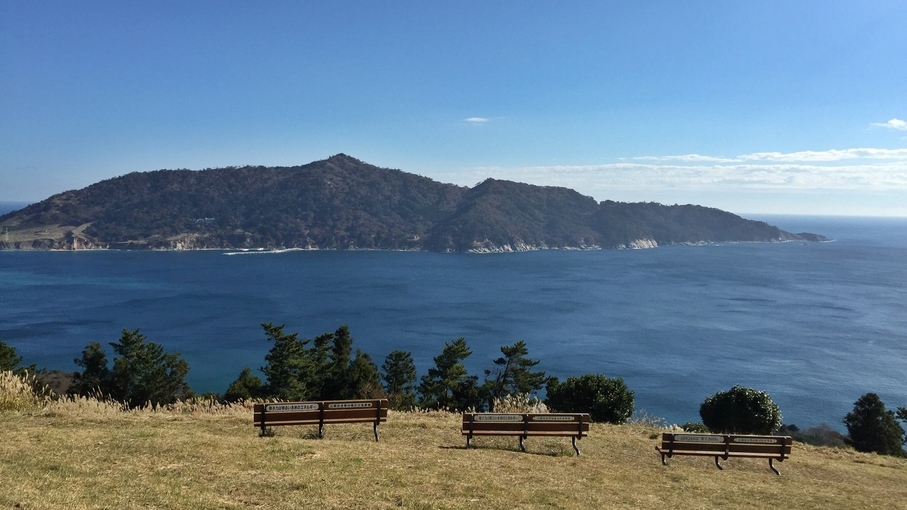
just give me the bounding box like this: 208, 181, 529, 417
660, 433, 792, 458
462, 413, 590, 436
253, 399, 388, 428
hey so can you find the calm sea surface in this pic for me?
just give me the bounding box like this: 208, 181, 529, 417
1, 212, 905, 430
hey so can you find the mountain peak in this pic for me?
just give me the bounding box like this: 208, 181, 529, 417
0, 156, 826, 251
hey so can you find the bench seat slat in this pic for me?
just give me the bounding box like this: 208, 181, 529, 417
658, 443, 791, 455
468, 430, 589, 437
253, 415, 387, 427
253, 408, 388, 426
656, 448, 790, 458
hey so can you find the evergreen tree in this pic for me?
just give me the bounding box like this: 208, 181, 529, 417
345, 350, 384, 399
898, 406, 907, 448
483, 340, 548, 409
418, 338, 480, 411
306, 331, 333, 398
843, 393, 906, 457
70, 342, 111, 397
323, 325, 354, 399
255, 323, 381, 402
223, 367, 264, 402
381, 350, 418, 410
260, 322, 312, 401
107, 329, 191, 408
0, 339, 23, 373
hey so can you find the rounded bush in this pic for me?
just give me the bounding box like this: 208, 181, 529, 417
545, 374, 634, 424
681, 422, 711, 433
699, 385, 782, 435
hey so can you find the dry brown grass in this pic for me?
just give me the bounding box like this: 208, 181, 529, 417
1, 375, 906, 509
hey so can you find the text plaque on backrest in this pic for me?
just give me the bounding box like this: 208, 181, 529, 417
265, 403, 319, 412
674, 434, 724, 443
532, 415, 577, 422
474, 414, 523, 422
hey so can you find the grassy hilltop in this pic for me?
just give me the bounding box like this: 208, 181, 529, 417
2, 376, 906, 509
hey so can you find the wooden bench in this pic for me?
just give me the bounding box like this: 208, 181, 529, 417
656, 432, 793, 475
253, 399, 388, 441
462, 412, 590, 455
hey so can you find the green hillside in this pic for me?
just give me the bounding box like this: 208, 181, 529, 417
0, 154, 825, 251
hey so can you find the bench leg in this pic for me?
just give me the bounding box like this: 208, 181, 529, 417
572, 436, 581, 456
519, 436, 526, 452
374, 422, 380, 442
466, 435, 472, 449
769, 458, 780, 475
317, 424, 324, 439
714, 456, 723, 470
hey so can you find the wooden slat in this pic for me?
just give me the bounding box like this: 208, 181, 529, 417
657, 448, 791, 458
658, 443, 791, 455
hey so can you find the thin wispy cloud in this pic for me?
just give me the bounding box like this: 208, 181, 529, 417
872, 118, 907, 131
631, 154, 737, 163
464, 117, 490, 124
635, 148, 907, 163
470, 147, 907, 193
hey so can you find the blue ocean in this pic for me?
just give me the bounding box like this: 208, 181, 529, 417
1, 209, 905, 430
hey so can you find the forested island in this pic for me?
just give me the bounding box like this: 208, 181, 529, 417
0, 154, 826, 252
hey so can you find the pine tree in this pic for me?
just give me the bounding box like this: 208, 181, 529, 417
483, 340, 548, 409
223, 367, 264, 402
0, 339, 23, 372
844, 393, 906, 457
323, 325, 354, 399
70, 342, 111, 397
381, 350, 418, 410
346, 350, 384, 400
419, 338, 480, 411
260, 322, 312, 401
100, 329, 192, 408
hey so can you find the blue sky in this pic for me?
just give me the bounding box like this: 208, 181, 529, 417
2, 1, 906, 216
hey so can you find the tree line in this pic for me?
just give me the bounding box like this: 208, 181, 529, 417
222, 324, 635, 424
2, 331, 905, 457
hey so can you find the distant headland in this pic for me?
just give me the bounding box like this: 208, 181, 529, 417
0, 154, 826, 252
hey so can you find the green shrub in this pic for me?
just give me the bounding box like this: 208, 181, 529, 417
222, 367, 264, 402
681, 422, 711, 433
699, 385, 782, 434
545, 374, 634, 424
779, 423, 845, 447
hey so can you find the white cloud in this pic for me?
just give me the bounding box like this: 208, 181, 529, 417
872, 118, 907, 131
632, 148, 907, 164
468, 149, 907, 193
740, 148, 907, 162
464, 117, 490, 124
632, 154, 737, 163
